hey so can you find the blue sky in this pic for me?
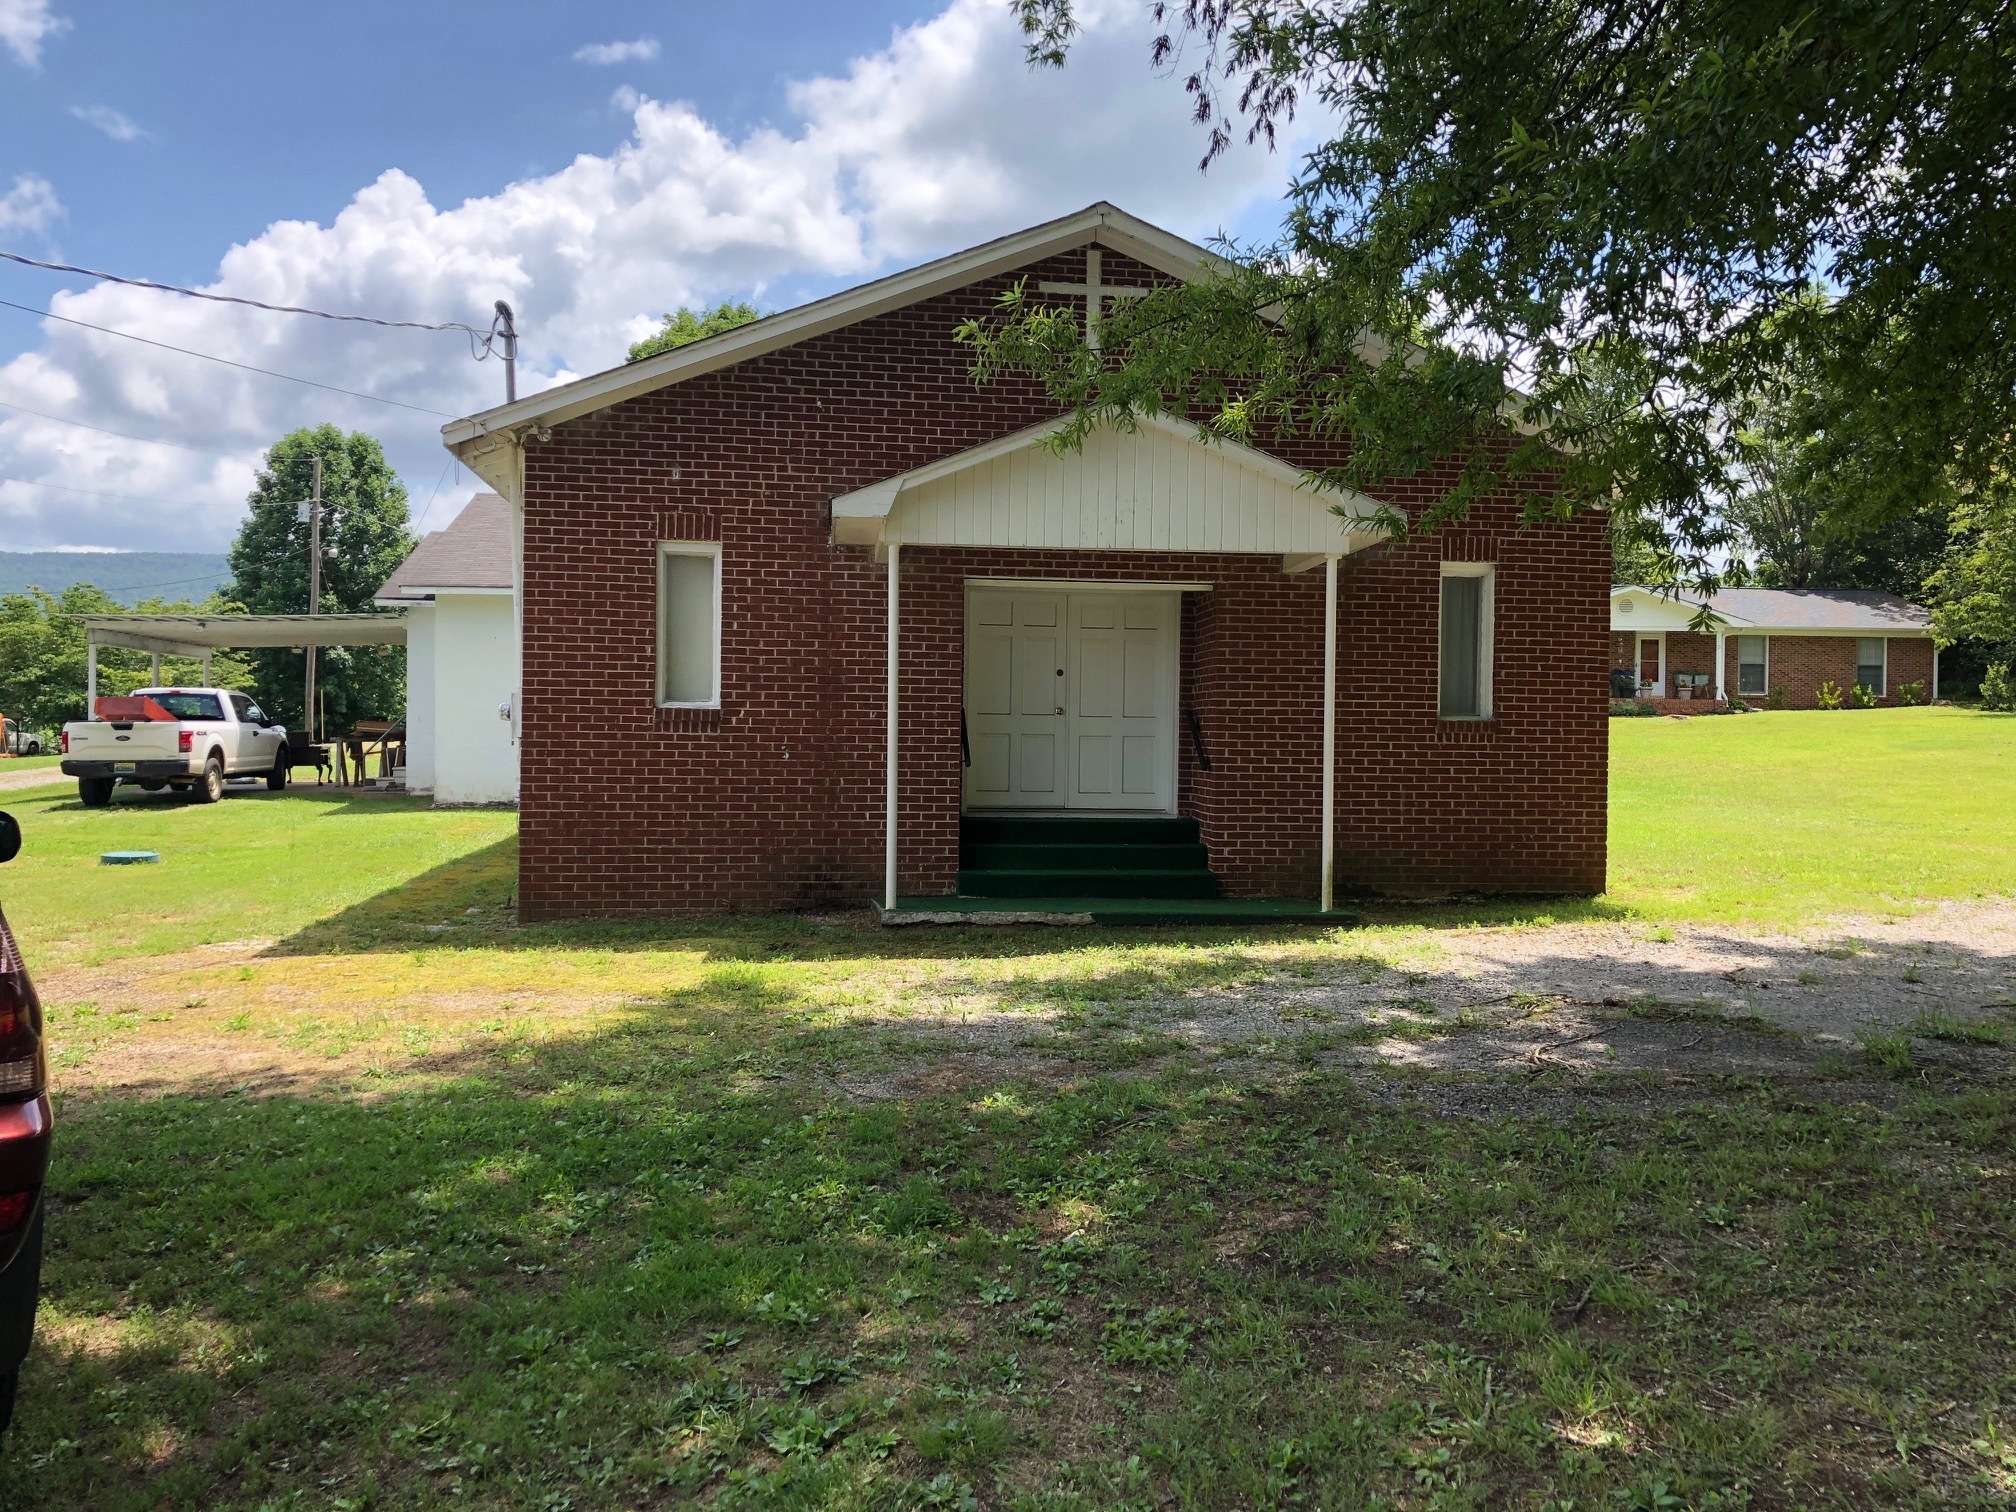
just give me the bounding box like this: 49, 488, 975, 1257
0, 0, 1308, 552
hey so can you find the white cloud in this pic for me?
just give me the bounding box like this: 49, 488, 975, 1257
573, 37, 659, 65
0, 0, 65, 67
0, 0, 1312, 551
0, 172, 60, 235
69, 104, 148, 142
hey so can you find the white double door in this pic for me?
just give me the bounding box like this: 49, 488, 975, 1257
964, 587, 1178, 811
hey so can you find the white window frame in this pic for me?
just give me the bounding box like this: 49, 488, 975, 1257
1438, 562, 1495, 721
656, 541, 723, 709
1736, 635, 1768, 697
1855, 636, 1887, 697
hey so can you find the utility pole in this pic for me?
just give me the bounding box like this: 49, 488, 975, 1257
494, 300, 517, 402
303, 454, 323, 740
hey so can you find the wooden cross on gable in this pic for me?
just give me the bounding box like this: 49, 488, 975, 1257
1038, 247, 1149, 351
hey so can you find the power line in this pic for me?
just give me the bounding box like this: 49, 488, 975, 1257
0, 474, 209, 508
0, 297, 456, 417
0, 398, 244, 456
0, 249, 486, 334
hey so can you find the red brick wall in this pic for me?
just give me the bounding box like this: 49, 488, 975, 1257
1724, 635, 1936, 709
515, 251, 1609, 917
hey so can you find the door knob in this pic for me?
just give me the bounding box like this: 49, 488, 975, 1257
1055, 706, 1065, 715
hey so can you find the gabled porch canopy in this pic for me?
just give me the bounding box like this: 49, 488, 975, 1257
844, 416, 1401, 923
831, 413, 1397, 568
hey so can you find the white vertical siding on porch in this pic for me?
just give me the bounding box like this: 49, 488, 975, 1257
883, 421, 1362, 554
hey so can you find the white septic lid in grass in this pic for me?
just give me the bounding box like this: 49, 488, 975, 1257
100, 850, 159, 865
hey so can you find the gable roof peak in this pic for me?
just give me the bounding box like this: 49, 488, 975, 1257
441, 203, 1223, 472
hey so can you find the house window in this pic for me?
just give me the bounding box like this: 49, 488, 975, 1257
1737, 636, 1767, 696
657, 543, 722, 707
1856, 637, 1886, 697
1438, 564, 1493, 719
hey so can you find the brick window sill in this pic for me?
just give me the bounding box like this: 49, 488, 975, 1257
655, 705, 724, 733
1434, 718, 1498, 744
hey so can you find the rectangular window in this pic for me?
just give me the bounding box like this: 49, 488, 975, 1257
657, 543, 722, 707
1438, 564, 1493, 719
1856, 636, 1886, 696
1737, 635, 1767, 696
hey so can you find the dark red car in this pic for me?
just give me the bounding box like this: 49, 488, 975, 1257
0, 809, 50, 1432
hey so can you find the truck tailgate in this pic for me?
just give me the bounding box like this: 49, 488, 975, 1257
66, 724, 187, 762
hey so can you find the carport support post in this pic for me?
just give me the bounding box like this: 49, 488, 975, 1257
150, 652, 161, 686
86, 632, 98, 716
1321, 554, 1339, 914
201, 651, 212, 686
884, 543, 901, 914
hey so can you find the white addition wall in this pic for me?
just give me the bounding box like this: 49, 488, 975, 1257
403, 604, 437, 793
424, 591, 518, 805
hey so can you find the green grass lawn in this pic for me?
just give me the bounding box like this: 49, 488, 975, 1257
1608, 706, 2016, 922
0, 717, 2009, 1507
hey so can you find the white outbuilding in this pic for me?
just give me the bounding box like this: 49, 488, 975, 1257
375, 494, 518, 804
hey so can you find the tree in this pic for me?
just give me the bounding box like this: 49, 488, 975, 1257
226, 425, 413, 731
627, 301, 761, 362
992, 3, 2016, 581
0, 584, 249, 734
1926, 483, 2016, 683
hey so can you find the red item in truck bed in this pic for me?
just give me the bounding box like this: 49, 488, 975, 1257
93, 696, 177, 722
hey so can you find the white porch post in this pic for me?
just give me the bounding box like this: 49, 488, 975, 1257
1932, 643, 1940, 701
1321, 554, 1339, 914
1714, 631, 1726, 703
86, 633, 98, 714
884, 543, 901, 914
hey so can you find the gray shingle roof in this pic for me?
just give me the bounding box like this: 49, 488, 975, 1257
1705, 588, 1931, 632
375, 494, 513, 601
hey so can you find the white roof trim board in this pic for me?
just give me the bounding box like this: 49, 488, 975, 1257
832, 413, 1392, 559
442, 203, 1225, 459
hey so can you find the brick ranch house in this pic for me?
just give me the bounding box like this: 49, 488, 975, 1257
1611, 586, 1937, 712
441, 204, 1610, 921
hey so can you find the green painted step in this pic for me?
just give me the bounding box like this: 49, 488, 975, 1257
885, 895, 1350, 927
958, 868, 1220, 900
961, 841, 1211, 872
959, 814, 1200, 846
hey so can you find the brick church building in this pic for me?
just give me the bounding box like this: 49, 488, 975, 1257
443, 205, 1610, 921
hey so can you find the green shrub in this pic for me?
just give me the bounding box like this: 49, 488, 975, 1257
1850, 682, 1878, 708
1893, 679, 1927, 706
1815, 680, 1845, 710
1765, 684, 1787, 709
1725, 695, 1751, 713
1983, 662, 2016, 712
1609, 699, 1658, 718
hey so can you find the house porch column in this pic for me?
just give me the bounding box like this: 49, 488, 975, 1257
884, 543, 901, 913
1714, 630, 1726, 703
1321, 554, 1339, 914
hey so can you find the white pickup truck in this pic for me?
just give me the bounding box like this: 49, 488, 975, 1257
60, 688, 290, 807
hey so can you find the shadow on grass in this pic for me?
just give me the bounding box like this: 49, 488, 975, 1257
266, 832, 1631, 965
14, 974, 2012, 1510
29, 781, 445, 818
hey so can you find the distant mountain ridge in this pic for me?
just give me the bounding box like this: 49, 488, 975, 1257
0, 551, 232, 605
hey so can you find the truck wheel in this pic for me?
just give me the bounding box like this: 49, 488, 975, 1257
266, 749, 289, 792
78, 777, 115, 808
192, 755, 225, 804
